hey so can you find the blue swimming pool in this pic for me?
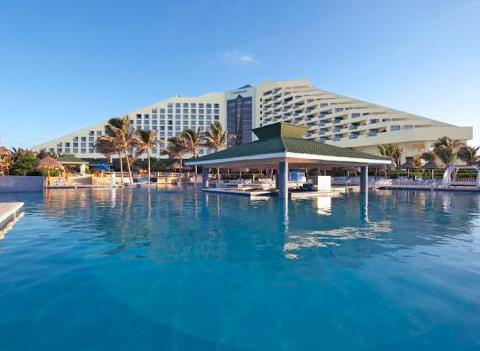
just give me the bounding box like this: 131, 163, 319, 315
0, 188, 479, 350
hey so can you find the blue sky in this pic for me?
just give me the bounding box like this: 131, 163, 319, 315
1, 0, 479, 147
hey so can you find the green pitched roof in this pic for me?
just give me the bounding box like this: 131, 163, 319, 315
188, 122, 389, 164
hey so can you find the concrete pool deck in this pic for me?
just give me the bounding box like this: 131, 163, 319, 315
0, 202, 24, 239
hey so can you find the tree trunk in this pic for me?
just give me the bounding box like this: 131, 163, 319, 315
118, 152, 124, 186
125, 150, 133, 184
147, 150, 151, 184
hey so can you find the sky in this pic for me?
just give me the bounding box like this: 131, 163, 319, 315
0, 0, 479, 148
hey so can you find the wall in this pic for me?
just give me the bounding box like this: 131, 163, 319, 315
0, 176, 44, 192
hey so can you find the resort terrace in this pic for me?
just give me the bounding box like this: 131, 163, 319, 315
186, 122, 391, 198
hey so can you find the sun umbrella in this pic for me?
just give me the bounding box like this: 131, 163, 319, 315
423, 160, 439, 179
0, 146, 12, 156
401, 160, 416, 177
0, 147, 12, 175
36, 156, 64, 186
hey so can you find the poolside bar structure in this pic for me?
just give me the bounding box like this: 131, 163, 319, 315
186, 123, 391, 198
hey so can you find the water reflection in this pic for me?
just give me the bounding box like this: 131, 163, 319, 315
312, 196, 332, 216
27, 188, 480, 263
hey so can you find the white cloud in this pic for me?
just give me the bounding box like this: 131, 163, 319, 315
222, 49, 258, 65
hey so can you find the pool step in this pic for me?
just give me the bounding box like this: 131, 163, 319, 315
0, 202, 24, 239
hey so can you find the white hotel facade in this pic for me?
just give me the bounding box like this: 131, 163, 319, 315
33, 80, 473, 161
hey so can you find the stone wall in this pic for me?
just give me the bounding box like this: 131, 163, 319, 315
0, 176, 44, 193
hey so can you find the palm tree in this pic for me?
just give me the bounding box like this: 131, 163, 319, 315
433, 137, 464, 167
204, 121, 226, 180
181, 129, 203, 183
377, 144, 403, 170
421, 151, 436, 163
162, 136, 187, 169
135, 130, 159, 184
96, 134, 123, 184
105, 116, 136, 184
458, 145, 479, 165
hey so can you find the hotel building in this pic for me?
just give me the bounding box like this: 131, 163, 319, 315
33, 80, 472, 161
33, 93, 225, 159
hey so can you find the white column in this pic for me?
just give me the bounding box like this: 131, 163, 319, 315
202, 167, 209, 188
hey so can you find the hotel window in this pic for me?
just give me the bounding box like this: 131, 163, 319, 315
175, 103, 180, 107
81, 149, 86, 153
191, 103, 196, 107
214, 103, 219, 108
183, 103, 188, 107
167, 103, 173, 108
89, 130, 95, 136
352, 113, 360, 118
206, 103, 211, 108
73, 148, 78, 153
168, 109, 173, 114
73, 142, 78, 147
390, 125, 401, 131
168, 114, 173, 119
183, 109, 188, 114
199, 103, 204, 108
81, 137, 86, 141
152, 108, 158, 113
176, 109, 181, 114
96, 131, 102, 136
136, 114, 141, 118
160, 108, 165, 113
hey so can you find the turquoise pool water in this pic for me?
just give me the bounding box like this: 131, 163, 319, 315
0, 188, 479, 350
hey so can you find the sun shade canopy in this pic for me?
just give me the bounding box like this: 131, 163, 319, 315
186, 122, 391, 168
